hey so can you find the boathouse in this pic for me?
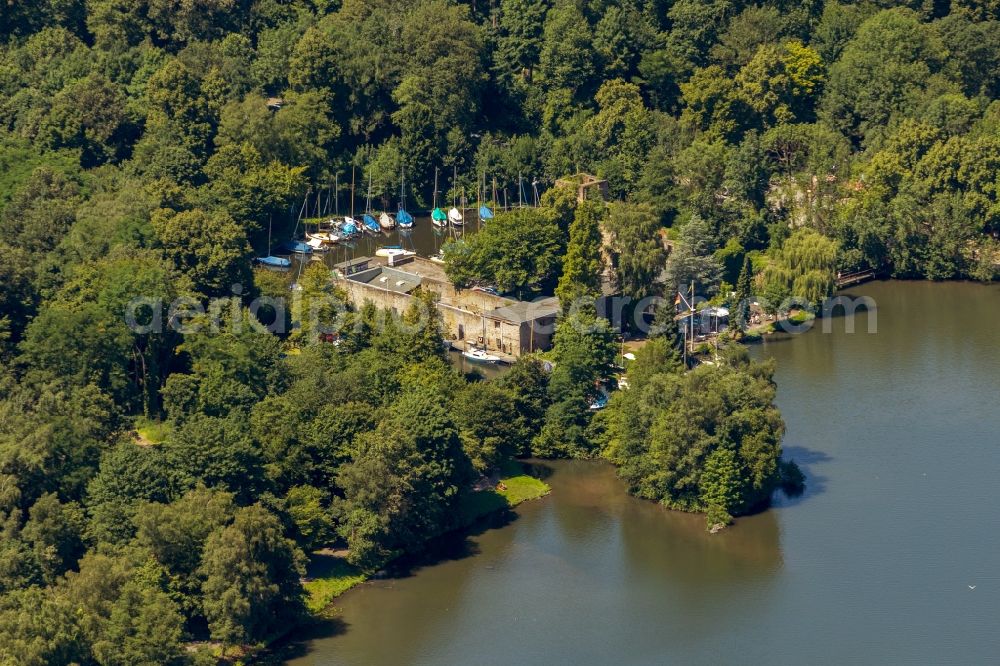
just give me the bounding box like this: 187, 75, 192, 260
333, 256, 559, 358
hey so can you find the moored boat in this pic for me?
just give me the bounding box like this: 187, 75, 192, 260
255, 255, 291, 268
279, 240, 313, 254
448, 207, 464, 225
375, 245, 416, 259
462, 347, 501, 364
342, 217, 360, 237
256, 217, 291, 268
397, 166, 413, 228
431, 167, 447, 227
397, 208, 414, 228
379, 211, 396, 230
361, 214, 380, 234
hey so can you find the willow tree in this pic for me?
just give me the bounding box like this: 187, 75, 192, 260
762, 228, 839, 309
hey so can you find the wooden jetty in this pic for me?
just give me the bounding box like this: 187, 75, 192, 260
835, 269, 875, 288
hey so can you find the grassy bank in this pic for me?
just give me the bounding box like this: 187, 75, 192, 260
303, 553, 367, 614
302, 461, 550, 615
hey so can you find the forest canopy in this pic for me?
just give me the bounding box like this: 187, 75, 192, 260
0, 0, 996, 662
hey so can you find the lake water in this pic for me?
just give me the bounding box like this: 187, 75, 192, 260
285, 281, 1000, 665
288, 214, 479, 274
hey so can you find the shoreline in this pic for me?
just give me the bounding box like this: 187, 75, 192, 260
239, 462, 551, 663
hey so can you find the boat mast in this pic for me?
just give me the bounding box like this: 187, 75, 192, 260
334, 173, 339, 216
366, 167, 372, 215
350, 166, 356, 218
292, 194, 308, 240
433, 167, 439, 210
518, 172, 523, 208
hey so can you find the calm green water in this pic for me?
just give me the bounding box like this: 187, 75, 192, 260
285, 281, 1000, 665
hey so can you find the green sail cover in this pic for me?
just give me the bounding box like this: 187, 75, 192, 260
432, 207, 447, 222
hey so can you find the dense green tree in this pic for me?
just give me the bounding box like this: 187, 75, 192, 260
494, 0, 550, 86
537, 0, 596, 130
498, 356, 551, 456
822, 8, 947, 145
454, 381, 522, 473
600, 353, 786, 523
733, 256, 754, 329
162, 413, 266, 501
444, 206, 563, 294
534, 311, 615, 457
91, 560, 188, 666
0, 382, 119, 510
152, 208, 252, 297
665, 215, 723, 295
199, 504, 305, 650
283, 485, 336, 551
22, 493, 87, 583
585, 79, 657, 194
556, 199, 605, 312
336, 392, 473, 568
605, 202, 667, 301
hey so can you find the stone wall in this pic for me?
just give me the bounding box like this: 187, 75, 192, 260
335, 279, 553, 356
334, 275, 552, 357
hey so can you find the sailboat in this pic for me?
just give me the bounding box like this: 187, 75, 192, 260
448, 165, 464, 226
379, 211, 396, 230
397, 165, 414, 229
431, 167, 448, 227
280, 196, 313, 254
462, 347, 501, 363
280, 239, 313, 254
255, 217, 291, 268
361, 167, 380, 234
478, 173, 494, 222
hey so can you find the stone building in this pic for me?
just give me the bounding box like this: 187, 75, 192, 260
333, 256, 559, 360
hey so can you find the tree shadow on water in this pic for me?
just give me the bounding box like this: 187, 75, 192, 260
385, 507, 519, 580
520, 459, 555, 481
775, 444, 831, 508
257, 616, 349, 664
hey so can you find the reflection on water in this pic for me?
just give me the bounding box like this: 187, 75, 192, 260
285, 281, 1000, 666
287, 216, 475, 275
284, 460, 782, 666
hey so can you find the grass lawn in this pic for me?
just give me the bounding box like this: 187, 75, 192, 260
304, 461, 550, 615
134, 417, 171, 445
457, 460, 551, 526
303, 553, 367, 614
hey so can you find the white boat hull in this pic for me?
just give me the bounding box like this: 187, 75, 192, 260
375, 247, 416, 259
448, 207, 464, 225
462, 348, 500, 364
